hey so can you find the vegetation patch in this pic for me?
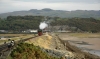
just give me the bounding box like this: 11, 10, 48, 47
10, 43, 60, 59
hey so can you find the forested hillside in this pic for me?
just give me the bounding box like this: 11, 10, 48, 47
0, 16, 43, 31
0, 16, 100, 33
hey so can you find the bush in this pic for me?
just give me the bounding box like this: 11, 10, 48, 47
10, 43, 60, 59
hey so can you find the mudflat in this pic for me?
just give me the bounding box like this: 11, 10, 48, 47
58, 33, 100, 50
58, 33, 100, 56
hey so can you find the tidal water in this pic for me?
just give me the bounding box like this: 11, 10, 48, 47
68, 38, 100, 56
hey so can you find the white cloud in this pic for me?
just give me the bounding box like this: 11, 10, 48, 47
11, 1, 100, 10
15, 0, 100, 3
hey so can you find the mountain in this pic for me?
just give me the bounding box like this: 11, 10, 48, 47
0, 8, 100, 19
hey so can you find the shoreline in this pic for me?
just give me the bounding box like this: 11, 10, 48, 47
57, 33, 100, 59
68, 40, 100, 56
61, 40, 100, 59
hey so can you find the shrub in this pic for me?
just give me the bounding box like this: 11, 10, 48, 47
10, 43, 60, 59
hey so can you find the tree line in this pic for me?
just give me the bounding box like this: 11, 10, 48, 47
0, 16, 100, 33
0, 16, 43, 31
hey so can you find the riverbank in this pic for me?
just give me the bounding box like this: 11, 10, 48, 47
59, 33, 100, 56
25, 33, 100, 59
58, 33, 100, 58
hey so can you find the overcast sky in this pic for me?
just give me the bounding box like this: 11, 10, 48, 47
0, 0, 100, 13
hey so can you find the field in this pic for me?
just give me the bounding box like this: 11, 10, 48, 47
58, 33, 100, 38
0, 34, 35, 44
0, 34, 27, 36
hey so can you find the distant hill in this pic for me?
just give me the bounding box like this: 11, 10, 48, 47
0, 8, 100, 19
